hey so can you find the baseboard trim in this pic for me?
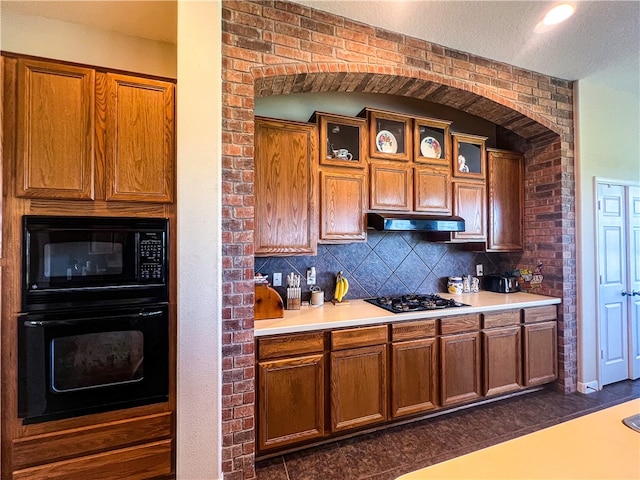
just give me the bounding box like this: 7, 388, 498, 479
577, 380, 600, 394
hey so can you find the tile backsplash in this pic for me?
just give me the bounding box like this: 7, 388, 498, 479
255, 230, 507, 303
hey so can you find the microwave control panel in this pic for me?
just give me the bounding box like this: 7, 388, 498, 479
139, 232, 165, 281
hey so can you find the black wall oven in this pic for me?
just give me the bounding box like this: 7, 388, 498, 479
18, 216, 170, 424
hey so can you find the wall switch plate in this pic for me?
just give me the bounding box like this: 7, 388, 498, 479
273, 272, 282, 286
476, 264, 483, 276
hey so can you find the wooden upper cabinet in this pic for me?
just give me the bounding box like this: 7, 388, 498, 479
314, 112, 367, 169
319, 170, 367, 243
255, 117, 318, 256
364, 108, 412, 162
486, 148, 524, 252
104, 74, 175, 203
452, 181, 486, 241
16, 59, 95, 200
414, 165, 452, 214
452, 132, 487, 181
369, 162, 412, 211
413, 116, 452, 167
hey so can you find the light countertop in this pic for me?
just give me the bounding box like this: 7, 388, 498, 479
254, 291, 561, 337
396, 399, 640, 479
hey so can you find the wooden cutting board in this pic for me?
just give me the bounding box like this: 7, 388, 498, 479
255, 283, 284, 320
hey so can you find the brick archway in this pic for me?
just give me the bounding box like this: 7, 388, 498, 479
221, 2, 576, 478
253, 63, 560, 143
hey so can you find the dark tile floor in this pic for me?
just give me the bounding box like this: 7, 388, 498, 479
255, 379, 640, 480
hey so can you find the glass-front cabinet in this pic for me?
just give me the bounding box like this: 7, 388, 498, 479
363, 108, 412, 162
314, 112, 367, 169
414, 116, 452, 167
452, 132, 487, 180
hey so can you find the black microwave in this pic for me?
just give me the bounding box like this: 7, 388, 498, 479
22, 216, 169, 312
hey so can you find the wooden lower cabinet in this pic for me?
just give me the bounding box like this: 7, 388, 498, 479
256, 333, 325, 452
482, 326, 522, 396
482, 309, 522, 396
440, 314, 482, 407
391, 338, 438, 417
330, 325, 388, 432
257, 354, 325, 451
390, 319, 438, 418
440, 331, 481, 407
522, 305, 558, 386
330, 344, 388, 432
255, 305, 559, 455
523, 321, 558, 386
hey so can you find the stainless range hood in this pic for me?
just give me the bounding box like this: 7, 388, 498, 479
367, 212, 465, 232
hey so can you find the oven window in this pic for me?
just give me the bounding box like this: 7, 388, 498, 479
43, 237, 124, 279
50, 331, 144, 392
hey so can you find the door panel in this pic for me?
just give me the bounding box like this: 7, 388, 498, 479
629, 186, 640, 378
597, 182, 638, 384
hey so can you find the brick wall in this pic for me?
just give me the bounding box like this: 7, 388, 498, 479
221, 1, 576, 478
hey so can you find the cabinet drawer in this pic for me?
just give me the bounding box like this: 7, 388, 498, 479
440, 314, 480, 335
12, 412, 172, 470
331, 325, 388, 350
258, 332, 325, 360
12, 439, 172, 480
392, 319, 436, 342
524, 305, 557, 324
482, 310, 521, 329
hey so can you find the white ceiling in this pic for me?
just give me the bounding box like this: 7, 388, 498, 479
2, 0, 638, 95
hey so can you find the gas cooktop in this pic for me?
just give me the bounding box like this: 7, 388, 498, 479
365, 294, 469, 313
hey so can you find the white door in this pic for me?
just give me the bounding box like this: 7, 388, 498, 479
597, 183, 640, 385
628, 186, 640, 378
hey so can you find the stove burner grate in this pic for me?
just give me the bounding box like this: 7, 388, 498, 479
365, 294, 468, 313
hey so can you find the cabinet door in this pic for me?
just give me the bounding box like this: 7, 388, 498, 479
330, 345, 387, 432
414, 165, 452, 214
16, 59, 95, 199
440, 332, 481, 406
255, 118, 318, 256
482, 326, 522, 396
369, 162, 412, 211
452, 181, 486, 241
319, 170, 367, 242
523, 321, 558, 386
257, 354, 325, 452
487, 149, 524, 251
105, 74, 175, 203
391, 338, 438, 418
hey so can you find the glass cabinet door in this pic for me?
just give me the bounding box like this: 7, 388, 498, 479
452, 132, 487, 180
314, 112, 366, 168
414, 116, 452, 168
364, 108, 412, 162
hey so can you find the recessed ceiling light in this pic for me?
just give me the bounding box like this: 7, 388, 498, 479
543, 3, 575, 26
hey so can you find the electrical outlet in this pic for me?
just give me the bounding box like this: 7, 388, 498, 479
476, 264, 483, 276
273, 272, 282, 286
307, 267, 316, 285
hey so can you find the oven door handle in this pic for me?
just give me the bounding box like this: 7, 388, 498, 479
23, 310, 165, 327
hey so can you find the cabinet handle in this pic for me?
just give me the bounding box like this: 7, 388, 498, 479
622, 290, 639, 296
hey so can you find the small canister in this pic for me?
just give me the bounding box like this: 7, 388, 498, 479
447, 276, 463, 294
310, 286, 324, 306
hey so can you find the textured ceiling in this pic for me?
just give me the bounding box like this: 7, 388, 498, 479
2, 0, 638, 95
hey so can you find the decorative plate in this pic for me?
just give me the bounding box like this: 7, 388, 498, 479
420, 136, 441, 158
376, 130, 398, 153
